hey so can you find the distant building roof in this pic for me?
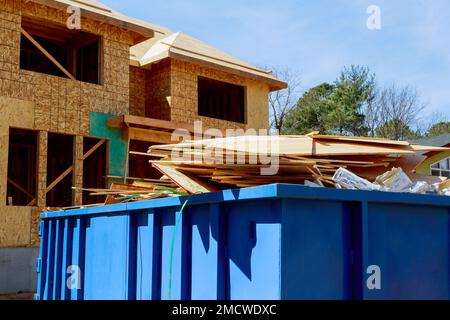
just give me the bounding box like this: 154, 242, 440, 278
412, 134, 450, 147
130, 32, 287, 91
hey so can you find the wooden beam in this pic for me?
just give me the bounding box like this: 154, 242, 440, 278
28, 0, 155, 44
128, 127, 176, 144
82, 139, 106, 161
107, 115, 196, 133
45, 166, 73, 194
45, 139, 107, 194
124, 135, 130, 183
104, 175, 176, 185
21, 27, 75, 80
152, 162, 218, 194
106, 115, 125, 128
7, 178, 35, 201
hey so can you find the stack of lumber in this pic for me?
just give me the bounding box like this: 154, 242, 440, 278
146, 134, 449, 194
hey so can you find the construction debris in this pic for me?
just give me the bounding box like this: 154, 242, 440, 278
144, 133, 449, 195
333, 168, 381, 191
375, 167, 413, 192
73, 133, 450, 206
71, 181, 187, 208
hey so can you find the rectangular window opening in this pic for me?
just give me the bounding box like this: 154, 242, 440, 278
20, 16, 102, 84
6, 128, 38, 206
46, 133, 74, 207
198, 76, 246, 123
83, 137, 107, 205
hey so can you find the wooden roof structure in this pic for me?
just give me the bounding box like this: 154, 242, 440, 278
28, 0, 171, 43
31, 0, 287, 89
130, 32, 287, 91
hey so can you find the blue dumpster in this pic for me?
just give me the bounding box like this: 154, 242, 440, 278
35, 184, 450, 300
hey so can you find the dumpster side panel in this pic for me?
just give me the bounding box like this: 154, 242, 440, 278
190, 204, 222, 300
135, 209, 159, 300
281, 199, 351, 300
227, 200, 281, 300
160, 208, 184, 300
83, 214, 131, 300
363, 203, 450, 300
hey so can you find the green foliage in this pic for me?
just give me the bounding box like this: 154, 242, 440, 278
282, 65, 375, 136
376, 119, 422, 140
281, 83, 334, 134
427, 122, 450, 137
328, 65, 375, 135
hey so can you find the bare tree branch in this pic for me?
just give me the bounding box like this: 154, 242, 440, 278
267, 67, 302, 132
373, 83, 426, 140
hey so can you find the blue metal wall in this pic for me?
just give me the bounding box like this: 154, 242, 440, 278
35, 184, 450, 300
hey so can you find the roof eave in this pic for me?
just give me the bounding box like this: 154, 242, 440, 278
137, 52, 287, 91
29, 0, 164, 44
170, 52, 288, 91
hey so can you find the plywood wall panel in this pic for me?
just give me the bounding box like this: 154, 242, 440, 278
0, 206, 32, 247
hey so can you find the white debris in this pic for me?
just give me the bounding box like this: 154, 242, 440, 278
409, 181, 434, 194
304, 180, 322, 188
332, 167, 450, 196
333, 168, 381, 191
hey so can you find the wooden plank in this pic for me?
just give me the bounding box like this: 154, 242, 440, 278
104, 175, 176, 185
410, 145, 450, 152
124, 135, 130, 183
21, 27, 75, 80
82, 139, 106, 161
46, 166, 73, 194
128, 127, 175, 144
28, 0, 155, 42
439, 179, 450, 191
130, 151, 168, 157
105, 115, 125, 128
151, 135, 419, 156
46, 139, 106, 194
7, 178, 35, 200
152, 162, 218, 194
107, 115, 195, 133
393, 154, 427, 173
313, 134, 410, 146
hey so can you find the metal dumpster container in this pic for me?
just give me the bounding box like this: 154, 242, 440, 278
35, 184, 450, 300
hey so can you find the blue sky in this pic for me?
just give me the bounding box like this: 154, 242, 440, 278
103, 0, 450, 121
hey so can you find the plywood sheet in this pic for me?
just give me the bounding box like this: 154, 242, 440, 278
0, 206, 32, 247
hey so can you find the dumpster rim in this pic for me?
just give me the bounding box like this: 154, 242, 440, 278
40, 183, 450, 220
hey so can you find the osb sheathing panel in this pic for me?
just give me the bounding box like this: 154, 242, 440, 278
73, 135, 83, 205
0, 97, 34, 247
30, 207, 41, 248
0, 1, 134, 136
145, 60, 172, 121
0, 1, 136, 247
129, 66, 146, 117
0, 96, 34, 203
170, 59, 270, 131
0, 206, 32, 247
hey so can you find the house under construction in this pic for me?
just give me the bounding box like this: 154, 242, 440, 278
0, 0, 286, 293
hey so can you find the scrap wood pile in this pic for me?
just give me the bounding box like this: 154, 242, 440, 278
72, 133, 450, 209
145, 133, 450, 196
